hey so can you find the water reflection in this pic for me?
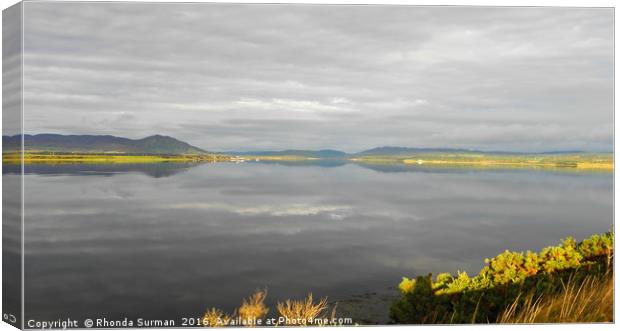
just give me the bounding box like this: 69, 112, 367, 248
6, 160, 612, 177
4, 162, 199, 178
21, 162, 613, 323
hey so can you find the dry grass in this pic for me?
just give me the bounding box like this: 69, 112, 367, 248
238, 289, 269, 326
202, 308, 233, 327
276, 293, 330, 326
498, 273, 613, 323
203, 290, 341, 327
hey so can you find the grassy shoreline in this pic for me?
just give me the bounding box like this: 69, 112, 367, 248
2, 152, 613, 172
352, 153, 613, 171
2, 152, 232, 164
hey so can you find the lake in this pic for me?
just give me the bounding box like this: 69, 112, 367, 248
11, 161, 613, 324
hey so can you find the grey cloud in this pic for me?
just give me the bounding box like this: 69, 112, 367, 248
18, 3, 613, 152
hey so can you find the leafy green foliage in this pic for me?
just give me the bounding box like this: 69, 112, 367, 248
398, 277, 416, 294
538, 237, 582, 274
578, 232, 613, 260
390, 231, 614, 324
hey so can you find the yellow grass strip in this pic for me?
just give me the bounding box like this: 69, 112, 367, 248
3, 153, 231, 164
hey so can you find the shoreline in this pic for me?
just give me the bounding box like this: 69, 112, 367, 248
2, 153, 232, 164
3, 152, 613, 172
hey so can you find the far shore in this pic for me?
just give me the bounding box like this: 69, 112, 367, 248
350, 153, 613, 171
2, 152, 232, 164
2, 152, 613, 171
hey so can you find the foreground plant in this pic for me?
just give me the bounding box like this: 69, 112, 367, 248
498, 272, 613, 323
203, 290, 338, 327
202, 308, 233, 327
276, 293, 330, 326
391, 231, 614, 324
238, 289, 269, 326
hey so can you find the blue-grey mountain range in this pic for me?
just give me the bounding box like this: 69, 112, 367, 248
2, 134, 588, 156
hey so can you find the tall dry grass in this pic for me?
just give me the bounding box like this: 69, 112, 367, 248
276, 293, 331, 326
203, 290, 339, 327
202, 308, 233, 327
238, 289, 269, 326
498, 272, 613, 323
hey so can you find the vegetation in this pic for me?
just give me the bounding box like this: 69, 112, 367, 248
2, 133, 611, 171
353, 153, 613, 171
7, 152, 611, 170
276, 294, 330, 326
202, 290, 344, 327
238, 289, 269, 326
498, 273, 613, 323
391, 231, 613, 324
202, 308, 233, 327
2, 152, 231, 164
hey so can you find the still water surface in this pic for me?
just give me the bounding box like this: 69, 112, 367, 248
14, 161, 612, 322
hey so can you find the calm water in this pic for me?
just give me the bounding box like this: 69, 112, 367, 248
12, 162, 613, 323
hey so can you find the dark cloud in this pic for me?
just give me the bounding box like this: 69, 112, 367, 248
21, 3, 613, 152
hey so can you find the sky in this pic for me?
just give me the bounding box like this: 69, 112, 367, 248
15, 2, 614, 152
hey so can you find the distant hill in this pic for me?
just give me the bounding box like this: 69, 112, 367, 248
228, 146, 588, 158
355, 146, 477, 156
3, 134, 591, 157
355, 146, 587, 156
2, 134, 207, 154
229, 149, 348, 158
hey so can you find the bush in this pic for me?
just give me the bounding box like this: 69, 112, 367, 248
579, 232, 613, 261
390, 231, 614, 324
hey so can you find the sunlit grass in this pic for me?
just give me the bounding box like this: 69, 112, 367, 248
202, 308, 233, 327
238, 289, 269, 326
202, 290, 342, 327
353, 153, 613, 171
4, 151, 612, 171
2, 152, 231, 164
498, 272, 613, 323
276, 293, 331, 326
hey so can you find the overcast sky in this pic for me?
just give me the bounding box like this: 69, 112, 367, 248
19, 3, 613, 152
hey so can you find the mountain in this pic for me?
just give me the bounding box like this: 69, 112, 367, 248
2, 134, 206, 154
225, 146, 588, 158
3, 134, 591, 157
355, 146, 587, 156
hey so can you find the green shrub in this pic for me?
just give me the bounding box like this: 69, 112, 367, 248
479, 250, 540, 285
390, 231, 614, 324
538, 237, 582, 274
579, 232, 613, 260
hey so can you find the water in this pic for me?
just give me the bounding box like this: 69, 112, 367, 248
11, 161, 613, 323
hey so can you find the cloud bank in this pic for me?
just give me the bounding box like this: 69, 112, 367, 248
22, 3, 613, 152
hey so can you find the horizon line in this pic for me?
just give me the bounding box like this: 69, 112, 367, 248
2, 132, 613, 155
